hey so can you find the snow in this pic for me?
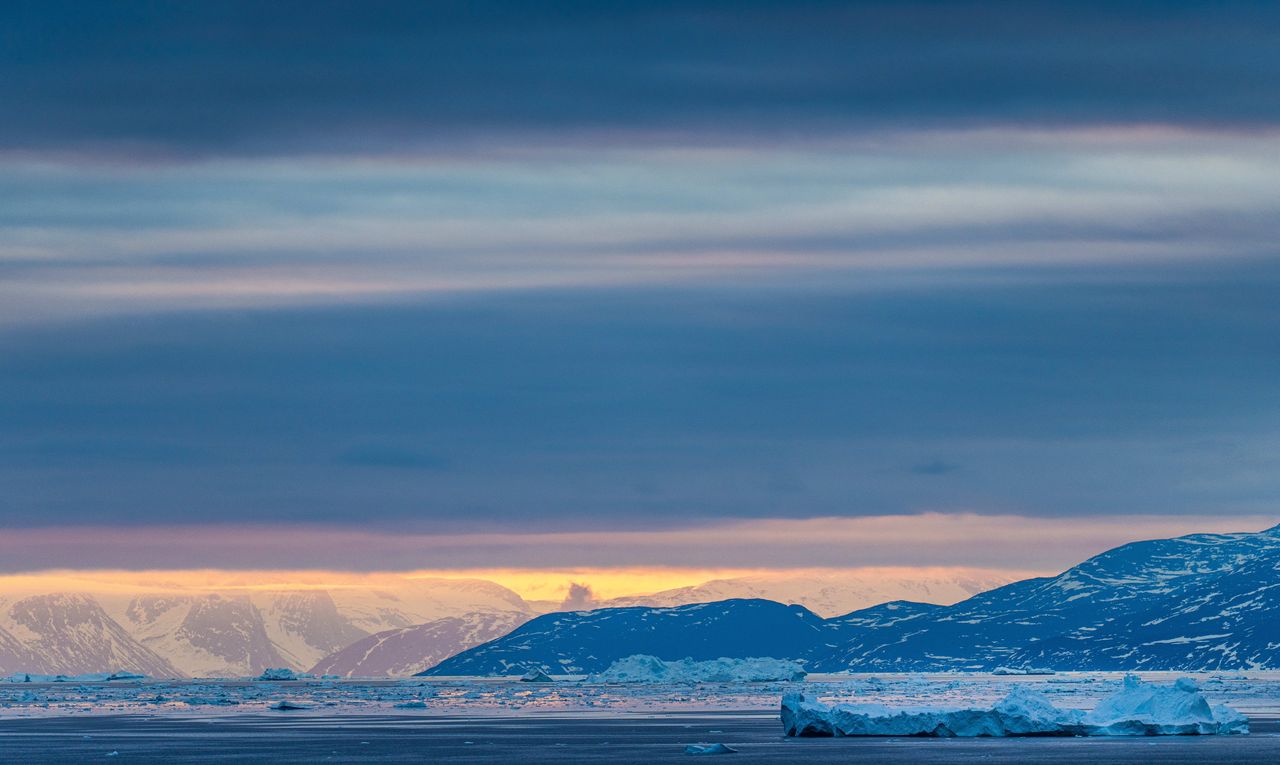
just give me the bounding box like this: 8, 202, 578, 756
781, 675, 1248, 737
593, 655, 806, 683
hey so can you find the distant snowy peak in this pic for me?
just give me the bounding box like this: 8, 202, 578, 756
119, 593, 289, 678
311, 610, 530, 677
0, 593, 179, 677
0, 577, 536, 678
599, 571, 1017, 617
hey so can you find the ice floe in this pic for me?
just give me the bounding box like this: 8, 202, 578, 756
781, 675, 1248, 737
594, 655, 806, 683
684, 743, 737, 754
519, 668, 554, 683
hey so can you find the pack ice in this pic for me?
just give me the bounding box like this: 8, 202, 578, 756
594, 655, 806, 683
782, 676, 1248, 737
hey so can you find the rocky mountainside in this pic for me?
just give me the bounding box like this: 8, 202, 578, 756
0, 594, 180, 677
812, 523, 1280, 672
421, 599, 836, 676
310, 611, 531, 677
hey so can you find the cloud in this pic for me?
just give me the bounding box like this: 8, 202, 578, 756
558, 582, 597, 610
3, 2, 1279, 158
2, 131, 1277, 327
0, 513, 1271, 573
2, 268, 1279, 529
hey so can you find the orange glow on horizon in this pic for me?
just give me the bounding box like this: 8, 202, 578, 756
0, 565, 1041, 604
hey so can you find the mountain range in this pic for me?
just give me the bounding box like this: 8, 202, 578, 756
0, 578, 534, 677
1, 524, 1273, 676
595, 570, 1014, 618
426, 523, 1280, 675
0, 568, 1003, 677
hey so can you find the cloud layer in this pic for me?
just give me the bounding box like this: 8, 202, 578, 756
4, 1, 1279, 156
1, 2, 1278, 567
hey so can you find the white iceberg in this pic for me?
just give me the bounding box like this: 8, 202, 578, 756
1082, 676, 1248, 736
782, 675, 1247, 737
594, 655, 806, 683
257, 668, 298, 681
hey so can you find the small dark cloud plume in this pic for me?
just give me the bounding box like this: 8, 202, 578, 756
559, 582, 596, 611
911, 459, 961, 476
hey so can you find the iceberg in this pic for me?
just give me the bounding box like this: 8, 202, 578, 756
683, 743, 737, 755
519, 668, 554, 683
594, 655, 806, 683
782, 676, 1247, 737
1083, 675, 1248, 736
106, 671, 147, 681
257, 668, 299, 681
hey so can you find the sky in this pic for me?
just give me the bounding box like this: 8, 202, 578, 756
1, 1, 1278, 592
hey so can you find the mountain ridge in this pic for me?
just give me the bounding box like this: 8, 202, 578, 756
422, 523, 1280, 675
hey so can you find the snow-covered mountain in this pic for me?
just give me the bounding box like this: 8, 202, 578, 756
599, 570, 1016, 617
0, 578, 534, 677
813, 522, 1280, 672
108, 593, 292, 678
421, 599, 836, 676
311, 611, 530, 677
0, 594, 180, 677
426, 523, 1280, 674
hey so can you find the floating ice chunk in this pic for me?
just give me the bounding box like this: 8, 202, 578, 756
992, 666, 1055, 675
595, 655, 806, 683
781, 677, 1247, 738
394, 700, 428, 708
684, 743, 737, 755
257, 668, 298, 681
106, 671, 147, 681
519, 668, 554, 683
269, 700, 310, 710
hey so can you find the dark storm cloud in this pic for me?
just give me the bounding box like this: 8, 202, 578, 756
3, 0, 1279, 157
2, 258, 1279, 531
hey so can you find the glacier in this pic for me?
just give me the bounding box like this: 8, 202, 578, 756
782, 675, 1248, 737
